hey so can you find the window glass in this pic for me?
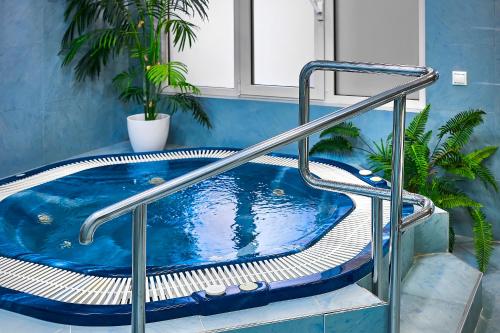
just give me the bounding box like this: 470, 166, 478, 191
252, 0, 315, 87
334, 0, 419, 98
169, 0, 235, 88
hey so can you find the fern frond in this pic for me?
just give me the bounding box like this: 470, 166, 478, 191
310, 137, 353, 155
407, 144, 429, 191
471, 162, 498, 191
368, 138, 392, 177
421, 130, 433, 147
466, 146, 498, 164
406, 104, 430, 142
470, 208, 493, 272
436, 194, 482, 209
319, 122, 360, 138
437, 109, 485, 138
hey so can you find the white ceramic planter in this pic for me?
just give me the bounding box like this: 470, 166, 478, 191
127, 113, 170, 152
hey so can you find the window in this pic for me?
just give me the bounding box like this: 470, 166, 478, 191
165, 0, 425, 108
168, 0, 236, 90
333, 0, 420, 99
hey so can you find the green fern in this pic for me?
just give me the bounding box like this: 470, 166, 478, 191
407, 144, 429, 192
310, 137, 353, 155
437, 109, 485, 138
436, 194, 482, 209
311, 104, 497, 272
319, 122, 360, 138
406, 104, 430, 142
470, 208, 493, 272
310, 122, 363, 156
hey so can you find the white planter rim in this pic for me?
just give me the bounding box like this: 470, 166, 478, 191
127, 113, 170, 122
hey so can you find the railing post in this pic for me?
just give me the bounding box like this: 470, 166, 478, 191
371, 197, 384, 299
388, 96, 406, 333
132, 204, 147, 333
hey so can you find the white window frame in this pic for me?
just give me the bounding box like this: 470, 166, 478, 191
164, 0, 426, 112
238, 0, 325, 100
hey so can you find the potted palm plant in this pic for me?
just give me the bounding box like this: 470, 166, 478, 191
60, 0, 212, 152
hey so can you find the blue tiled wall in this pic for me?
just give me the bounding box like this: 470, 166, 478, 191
170, 0, 500, 238
0, 0, 127, 178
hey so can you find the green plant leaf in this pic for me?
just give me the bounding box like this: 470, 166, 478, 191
164, 93, 212, 128
310, 137, 353, 155
449, 225, 456, 252
118, 86, 144, 104
407, 143, 429, 191
470, 208, 493, 272
466, 146, 498, 164
368, 138, 392, 178
437, 109, 485, 138
146, 62, 188, 85
406, 104, 430, 142
319, 122, 360, 138
112, 69, 137, 92
436, 194, 482, 209
471, 162, 499, 191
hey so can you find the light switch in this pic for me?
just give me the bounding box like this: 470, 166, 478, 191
452, 71, 467, 86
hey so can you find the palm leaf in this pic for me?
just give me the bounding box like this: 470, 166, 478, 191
164, 19, 199, 51
470, 208, 493, 272
118, 86, 144, 104
146, 62, 188, 85
61, 28, 130, 81
112, 69, 137, 92
164, 94, 212, 128
62, 0, 102, 47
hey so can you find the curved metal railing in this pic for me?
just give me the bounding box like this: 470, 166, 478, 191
79, 61, 439, 333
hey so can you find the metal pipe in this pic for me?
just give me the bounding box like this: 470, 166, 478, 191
79, 62, 437, 245
388, 96, 407, 333
132, 204, 147, 333
371, 197, 384, 299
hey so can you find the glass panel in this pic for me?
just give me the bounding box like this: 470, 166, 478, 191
335, 0, 419, 98
169, 0, 235, 88
252, 0, 315, 87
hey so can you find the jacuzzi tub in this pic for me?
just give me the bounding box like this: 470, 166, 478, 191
0, 148, 404, 326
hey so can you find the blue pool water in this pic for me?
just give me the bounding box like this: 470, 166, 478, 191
0, 159, 353, 270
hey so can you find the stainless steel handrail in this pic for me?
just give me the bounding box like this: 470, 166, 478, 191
296, 62, 437, 333
79, 61, 438, 333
